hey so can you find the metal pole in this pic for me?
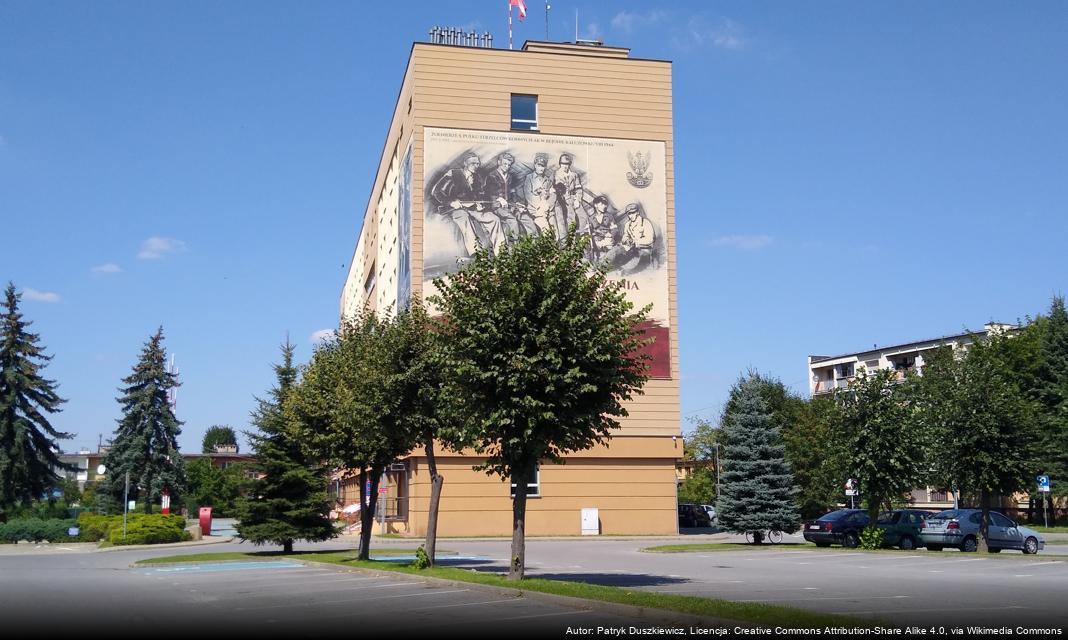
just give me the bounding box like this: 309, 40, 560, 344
508, 4, 513, 50
714, 443, 721, 502
1044, 494, 1049, 529
123, 470, 129, 540
545, 1, 550, 40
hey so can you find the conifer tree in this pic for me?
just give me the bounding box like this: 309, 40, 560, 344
0, 283, 72, 519
717, 374, 800, 542
1037, 296, 1068, 520
237, 339, 335, 553
103, 328, 186, 514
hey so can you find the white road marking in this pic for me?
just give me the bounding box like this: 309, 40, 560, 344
1024, 561, 1063, 567
1014, 575, 1034, 578
310, 589, 474, 619
738, 595, 909, 603
406, 597, 525, 611
231, 582, 424, 610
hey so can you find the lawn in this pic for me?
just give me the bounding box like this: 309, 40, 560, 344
136, 550, 881, 628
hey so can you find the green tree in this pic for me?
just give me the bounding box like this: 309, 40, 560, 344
679, 419, 724, 506
717, 374, 800, 541
237, 339, 335, 553
783, 396, 845, 520
387, 302, 470, 567
1036, 297, 1068, 520
102, 328, 187, 514
290, 311, 419, 560
917, 337, 1042, 552
835, 367, 926, 528
0, 283, 73, 520
432, 229, 650, 579
677, 467, 716, 505
184, 458, 248, 517
202, 425, 238, 453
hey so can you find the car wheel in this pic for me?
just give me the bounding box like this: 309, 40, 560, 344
815, 541, 831, 548
843, 532, 859, 549
927, 544, 943, 551
1024, 537, 1039, 555
960, 536, 978, 553
899, 536, 915, 551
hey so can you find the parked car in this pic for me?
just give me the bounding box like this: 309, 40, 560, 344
921, 509, 1046, 553
701, 504, 717, 521
802, 509, 869, 548
678, 503, 713, 528
876, 509, 934, 550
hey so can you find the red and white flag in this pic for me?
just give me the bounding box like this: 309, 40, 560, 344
510, 0, 527, 21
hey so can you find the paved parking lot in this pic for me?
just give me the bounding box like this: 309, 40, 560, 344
0, 546, 687, 636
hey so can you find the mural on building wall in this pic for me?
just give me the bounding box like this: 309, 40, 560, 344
423, 127, 671, 377
397, 141, 413, 310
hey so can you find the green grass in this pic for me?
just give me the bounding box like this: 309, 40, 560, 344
135, 550, 879, 628
1032, 526, 1068, 534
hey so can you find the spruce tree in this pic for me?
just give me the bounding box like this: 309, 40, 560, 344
717, 374, 800, 542
0, 283, 73, 519
103, 328, 187, 514
1037, 296, 1068, 519
237, 339, 335, 554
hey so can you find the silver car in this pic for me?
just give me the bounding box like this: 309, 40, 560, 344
921, 508, 1045, 554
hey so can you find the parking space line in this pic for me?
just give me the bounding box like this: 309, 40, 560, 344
232, 582, 424, 610
737, 595, 909, 603
308, 588, 474, 619
1024, 561, 1063, 567
407, 597, 524, 612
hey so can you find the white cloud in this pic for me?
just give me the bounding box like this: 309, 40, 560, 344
22, 288, 61, 303
138, 236, 188, 260
582, 22, 603, 41
710, 235, 773, 250
310, 329, 335, 345
610, 10, 669, 35
674, 16, 749, 52
91, 263, 123, 275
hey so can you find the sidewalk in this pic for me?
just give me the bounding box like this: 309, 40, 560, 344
0, 535, 233, 556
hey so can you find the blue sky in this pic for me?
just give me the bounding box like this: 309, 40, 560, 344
2, 1, 1066, 453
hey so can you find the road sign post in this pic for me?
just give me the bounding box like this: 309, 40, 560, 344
1038, 475, 1051, 528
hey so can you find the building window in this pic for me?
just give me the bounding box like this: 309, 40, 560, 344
510, 465, 540, 498
836, 363, 854, 378
511, 94, 538, 131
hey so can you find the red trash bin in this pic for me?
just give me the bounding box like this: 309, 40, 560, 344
199, 507, 213, 537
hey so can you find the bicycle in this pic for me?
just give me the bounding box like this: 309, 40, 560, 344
744, 529, 783, 544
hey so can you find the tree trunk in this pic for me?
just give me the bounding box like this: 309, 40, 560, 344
356, 469, 368, 560
424, 438, 443, 568
978, 490, 990, 554
358, 469, 382, 561
508, 469, 529, 581
283, 539, 293, 554
1048, 494, 1057, 527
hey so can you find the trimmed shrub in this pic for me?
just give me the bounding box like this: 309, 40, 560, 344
0, 518, 79, 543
107, 514, 190, 545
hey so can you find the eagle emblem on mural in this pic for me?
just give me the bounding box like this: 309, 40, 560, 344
626, 150, 653, 188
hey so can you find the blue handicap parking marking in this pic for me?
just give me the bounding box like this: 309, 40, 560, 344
133, 560, 305, 574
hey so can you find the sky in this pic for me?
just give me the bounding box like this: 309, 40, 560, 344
2, 1, 1066, 454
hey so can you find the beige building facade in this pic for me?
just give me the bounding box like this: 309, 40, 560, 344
339, 37, 682, 537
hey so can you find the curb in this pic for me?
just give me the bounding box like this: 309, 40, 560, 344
96, 535, 234, 553
293, 557, 743, 629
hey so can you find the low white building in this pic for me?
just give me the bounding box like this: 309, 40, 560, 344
808, 322, 1017, 397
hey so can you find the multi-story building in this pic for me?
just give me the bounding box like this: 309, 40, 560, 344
808, 322, 1017, 397
808, 321, 1023, 513
339, 33, 682, 536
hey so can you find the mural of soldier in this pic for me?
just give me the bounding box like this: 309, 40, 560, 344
588, 195, 621, 264
429, 152, 504, 256
616, 202, 657, 275
484, 152, 534, 239
520, 153, 558, 236
552, 153, 589, 237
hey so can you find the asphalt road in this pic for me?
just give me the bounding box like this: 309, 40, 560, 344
2, 533, 1066, 635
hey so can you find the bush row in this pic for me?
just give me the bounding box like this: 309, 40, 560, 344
0, 518, 79, 543
77, 513, 191, 545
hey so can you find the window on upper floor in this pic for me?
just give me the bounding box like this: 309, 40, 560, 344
511, 94, 538, 131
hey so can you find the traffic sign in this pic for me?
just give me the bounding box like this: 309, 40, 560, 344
844, 479, 858, 496
1037, 475, 1051, 493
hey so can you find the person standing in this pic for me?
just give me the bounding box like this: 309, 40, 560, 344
552, 153, 589, 236
520, 153, 557, 236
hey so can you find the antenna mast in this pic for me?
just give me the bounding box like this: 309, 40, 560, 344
545, 1, 551, 40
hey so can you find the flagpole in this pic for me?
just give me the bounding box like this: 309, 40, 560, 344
509, 3, 514, 50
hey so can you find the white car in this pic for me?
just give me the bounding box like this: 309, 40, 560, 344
701, 504, 717, 521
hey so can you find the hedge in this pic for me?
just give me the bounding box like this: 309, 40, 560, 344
0, 518, 79, 543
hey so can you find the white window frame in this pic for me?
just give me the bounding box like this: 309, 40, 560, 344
510, 94, 538, 131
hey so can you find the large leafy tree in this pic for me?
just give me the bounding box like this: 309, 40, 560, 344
783, 396, 845, 520
103, 328, 187, 514
237, 340, 335, 553
432, 229, 650, 579
290, 310, 420, 560
717, 374, 800, 541
184, 458, 249, 517
386, 302, 470, 567
0, 283, 73, 519
917, 338, 1042, 551
202, 425, 238, 453
835, 366, 927, 526
678, 419, 721, 506
1036, 297, 1068, 518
